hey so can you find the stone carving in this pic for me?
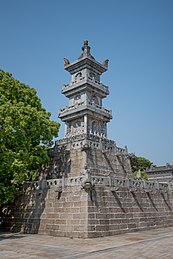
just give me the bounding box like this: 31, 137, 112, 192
136, 169, 141, 179
89, 72, 96, 79
75, 72, 82, 81
41, 174, 170, 195
101, 122, 106, 134
92, 95, 99, 105
64, 58, 70, 66
102, 59, 109, 68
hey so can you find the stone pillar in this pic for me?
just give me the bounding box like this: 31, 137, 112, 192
64, 122, 67, 137
84, 115, 87, 134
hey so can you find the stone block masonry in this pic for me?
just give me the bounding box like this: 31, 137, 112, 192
38, 186, 89, 238
2, 185, 88, 238
87, 186, 173, 237
2, 177, 173, 238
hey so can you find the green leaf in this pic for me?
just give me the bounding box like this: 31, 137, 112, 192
0, 68, 60, 205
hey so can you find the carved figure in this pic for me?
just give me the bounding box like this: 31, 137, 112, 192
136, 169, 141, 179
102, 59, 109, 68
101, 123, 106, 133
64, 58, 70, 66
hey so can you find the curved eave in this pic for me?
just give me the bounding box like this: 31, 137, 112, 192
58, 106, 112, 122
64, 56, 107, 74
62, 82, 109, 98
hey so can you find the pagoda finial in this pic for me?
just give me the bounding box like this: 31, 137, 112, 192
82, 40, 90, 53
79, 40, 95, 60
84, 40, 88, 46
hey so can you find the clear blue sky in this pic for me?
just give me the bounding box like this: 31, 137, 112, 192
0, 0, 173, 165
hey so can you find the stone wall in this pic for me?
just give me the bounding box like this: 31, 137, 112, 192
1, 137, 173, 238
87, 186, 173, 237
39, 186, 88, 238
2, 185, 88, 238
1, 186, 48, 234
87, 148, 131, 178
2, 179, 173, 238
69, 149, 86, 177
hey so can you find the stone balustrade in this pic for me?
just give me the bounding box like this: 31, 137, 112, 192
115, 146, 127, 154
87, 101, 112, 115
59, 101, 85, 115
87, 77, 109, 93
55, 134, 127, 154
61, 76, 109, 95
32, 175, 171, 194
46, 179, 63, 188
58, 100, 112, 118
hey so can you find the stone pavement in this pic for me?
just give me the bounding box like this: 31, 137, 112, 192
1, 227, 173, 259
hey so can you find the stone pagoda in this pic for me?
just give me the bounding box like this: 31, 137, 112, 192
59, 40, 111, 140
49, 40, 131, 182
3, 41, 173, 239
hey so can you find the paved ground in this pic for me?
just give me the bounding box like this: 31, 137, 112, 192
1, 227, 173, 259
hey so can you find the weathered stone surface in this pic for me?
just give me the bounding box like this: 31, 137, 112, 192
146, 164, 173, 182
2, 180, 173, 238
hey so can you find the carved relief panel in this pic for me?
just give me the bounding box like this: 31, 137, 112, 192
71, 119, 84, 136
87, 69, 100, 82
87, 119, 107, 137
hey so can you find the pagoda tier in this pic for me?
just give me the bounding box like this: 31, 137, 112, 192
61, 77, 109, 99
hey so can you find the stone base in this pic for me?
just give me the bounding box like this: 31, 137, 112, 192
2, 183, 173, 238
2, 136, 173, 238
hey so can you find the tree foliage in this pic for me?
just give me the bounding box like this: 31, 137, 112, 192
130, 156, 152, 180
0, 69, 60, 205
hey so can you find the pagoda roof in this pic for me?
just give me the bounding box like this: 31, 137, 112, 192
64, 40, 109, 74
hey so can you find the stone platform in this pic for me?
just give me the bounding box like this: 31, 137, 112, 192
1, 227, 173, 258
